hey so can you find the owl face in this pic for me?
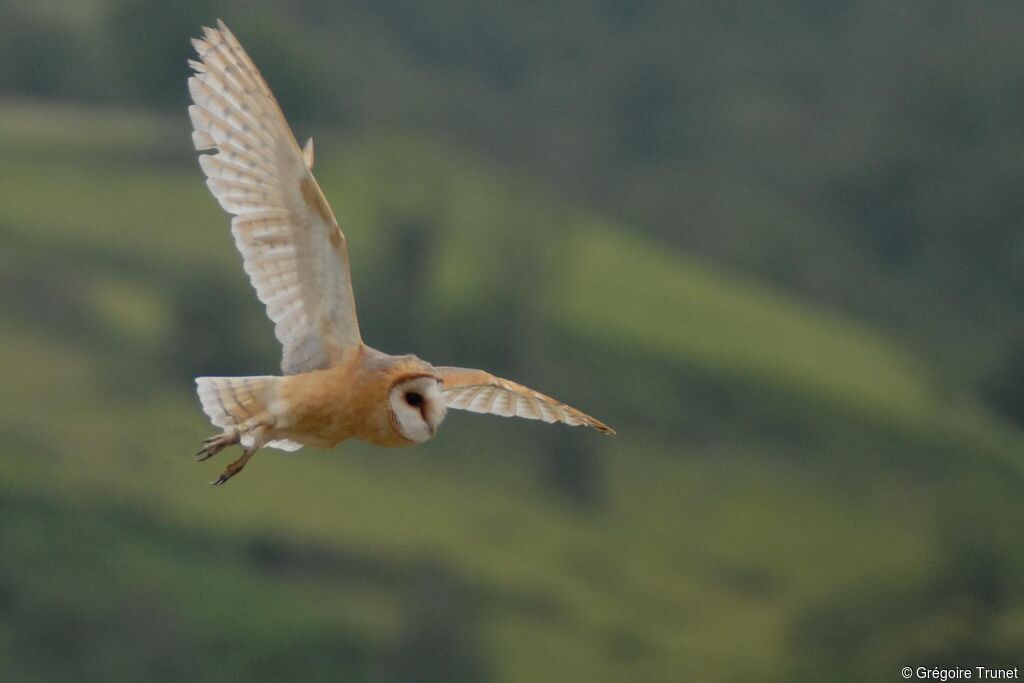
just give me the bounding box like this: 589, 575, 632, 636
388, 375, 447, 443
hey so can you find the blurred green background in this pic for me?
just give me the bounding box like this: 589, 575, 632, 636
2, 1, 1024, 681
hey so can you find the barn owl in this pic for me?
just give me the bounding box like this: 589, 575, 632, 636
187, 21, 614, 485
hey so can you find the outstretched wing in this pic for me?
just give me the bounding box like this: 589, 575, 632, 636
188, 21, 361, 375
435, 367, 615, 434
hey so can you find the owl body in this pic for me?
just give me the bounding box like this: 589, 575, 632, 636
188, 22, 613, 484
276, 348, 438, 449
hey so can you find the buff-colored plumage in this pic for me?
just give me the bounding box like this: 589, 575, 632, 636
189, 21, 614, 485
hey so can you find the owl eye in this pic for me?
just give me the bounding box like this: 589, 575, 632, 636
405, 392, 423, 407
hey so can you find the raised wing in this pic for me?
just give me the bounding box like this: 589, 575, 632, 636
188, 21, 361, 375
436, 367, 615, 435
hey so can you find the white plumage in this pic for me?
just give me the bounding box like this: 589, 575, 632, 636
436, 368, 601, 429
189, 22, 361, 376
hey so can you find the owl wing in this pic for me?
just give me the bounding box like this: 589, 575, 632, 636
188, 21, 361, 375
435, 367, 615, 434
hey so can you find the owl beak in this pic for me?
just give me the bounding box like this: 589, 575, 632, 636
418, 405, 436, 437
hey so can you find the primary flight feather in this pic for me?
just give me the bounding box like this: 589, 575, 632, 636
188, 21, 614, 485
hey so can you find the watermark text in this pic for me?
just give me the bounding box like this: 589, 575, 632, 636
902, 667, 1020, 681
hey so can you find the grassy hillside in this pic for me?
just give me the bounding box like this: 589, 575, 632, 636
1, 100, 1023, 682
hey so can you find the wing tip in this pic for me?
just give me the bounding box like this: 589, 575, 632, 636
581, 414, 616, 435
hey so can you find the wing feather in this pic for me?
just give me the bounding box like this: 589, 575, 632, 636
189, 21, 361, 374
435, 367, 615, 434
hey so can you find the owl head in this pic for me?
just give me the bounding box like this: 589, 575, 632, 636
388, 374, 447, 443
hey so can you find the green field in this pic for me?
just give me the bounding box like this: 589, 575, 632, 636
1, 101, 1023, 682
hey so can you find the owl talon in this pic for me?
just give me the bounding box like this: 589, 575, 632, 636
210, 447, 256, 487
196, 429, 240, 461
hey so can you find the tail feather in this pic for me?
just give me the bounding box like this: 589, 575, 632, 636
196, 375, 275, 429
195, 376, 301, 452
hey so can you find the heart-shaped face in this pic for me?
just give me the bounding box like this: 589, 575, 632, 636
388, 375, 447, 443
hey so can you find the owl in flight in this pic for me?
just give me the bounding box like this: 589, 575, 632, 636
187, 21, 614, 485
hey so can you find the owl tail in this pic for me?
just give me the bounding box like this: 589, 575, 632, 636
194, 376, 302, 452
195, 375, 277, 431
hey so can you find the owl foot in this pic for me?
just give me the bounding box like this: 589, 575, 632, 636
196, 429, 240, 461
211, 447, 256, 486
